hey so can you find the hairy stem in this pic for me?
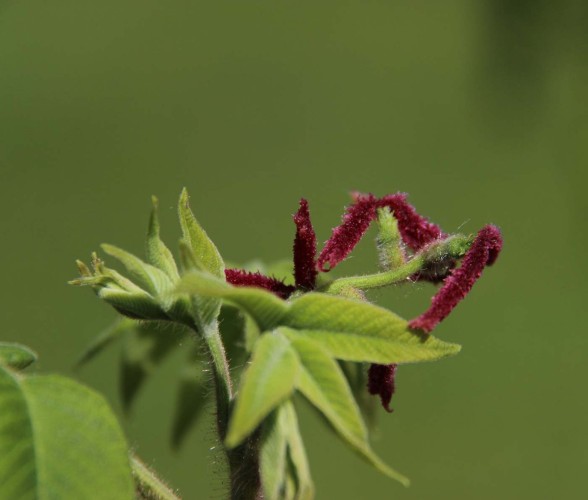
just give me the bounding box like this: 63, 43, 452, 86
201, 323, 263, 500
324, 255, 426, 294
131, 454, 180, 500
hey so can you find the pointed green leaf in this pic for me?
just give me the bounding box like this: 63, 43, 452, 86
225, 332, 300, 448
0, 365, 134, 499
171, 346, 209, 449
178, 188, 224, 279
146, 196, 180, 281
75, 318, 133, 368
0, 343, 37, 370
101, 244, 173, 297
288, 334, 409, 486
177, 270, 289, 331
98, 288, 168, 320
178, 240, 222, 327
120, 322, 189, 412
281, 401, 314, 500
260, 410, 288, 500
283, 293, 461, 364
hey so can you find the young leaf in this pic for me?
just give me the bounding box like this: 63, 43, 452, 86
225, 331, 300, 448
75, 318, 133, 368
0, 343, 37, 370
260, 410, 288, 500
101, 243, 173, 297
146, 196, 180, 281
171, 346, 209, 450
281, 401, 314, 500
288, 334, 409, 486
0, 364, 134, 499
120, 322, 189, 412
98, 288, 169, 321
177, 270, 289, 332
178, 188, 225, 279
282, 293, 461, 364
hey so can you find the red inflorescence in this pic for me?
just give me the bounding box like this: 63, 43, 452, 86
224, 269, 295, 300
368, 363, 398, 413
378, 193, 445, 251
293, 199, 318, 289
317, 194, 378, 272
409, 224, 503, 333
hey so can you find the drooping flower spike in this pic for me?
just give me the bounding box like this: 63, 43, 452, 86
317, 192, 445, 272
368, 363, 398, 413
409, 224, 503, 333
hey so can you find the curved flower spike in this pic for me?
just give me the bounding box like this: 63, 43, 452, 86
368, 363, 397, 413
409, 225, 503, 333
293, 199, 318, 289
224, 269, 295, 299
317, 194, 378, 271
317, 192, 445, 272
378, 193, 445, 251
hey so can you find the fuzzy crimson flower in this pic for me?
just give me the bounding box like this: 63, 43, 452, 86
368, 363, 397, 413
409, 224, 503, 333
293, 199, 318, 289
224, 269, 295, 299
224, 198, 319, 298
317, 192, 445, 272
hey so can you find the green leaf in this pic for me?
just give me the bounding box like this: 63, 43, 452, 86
260, 410, 288, 500
146, 196, 180, 281
283, 293, 461, 364
120, 322, 189, 412
171, 346, 209, 450
178, 188, 224, 279
0, 365, 134, 499
0, 343, 37, 370
225, 332, 300, 448
75, 318, 133, 368
280, 401, 314, 500
101, 243, 173, 297
288, 334, 409, 486
98, 288, 168, 321
177, 270, 289, 332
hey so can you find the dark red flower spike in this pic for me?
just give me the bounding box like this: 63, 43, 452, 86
409, 224, 503, 333
317, 194, 378, 272
368, 363, 398, 413
225, 268, 295, 299
293, 199, 318, 290
377, 193, 445, 252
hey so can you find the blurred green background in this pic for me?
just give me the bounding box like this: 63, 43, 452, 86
1, 0, 586, 498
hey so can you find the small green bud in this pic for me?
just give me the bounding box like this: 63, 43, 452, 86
375, 208, 405, 271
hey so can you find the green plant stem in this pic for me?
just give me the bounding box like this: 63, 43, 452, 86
324, 255, 426, 294
202, 322, 233, 438
202, 322, 263, 499
131, 454, 180, 500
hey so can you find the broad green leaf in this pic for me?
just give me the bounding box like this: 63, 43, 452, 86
146, 196, 180, 281
177, 270, 289, 332
225, 332, 300, 448
281, 401, 314, 500
171, 346, 209, 449
260, 410, 288, 500
75, 318, 133, 367
283, 293, 461, 364
178, 188, 224, 279
0, 343, 37, 370
0, 365, 134, 499
289, 334, 409, 486
120, 322, 189, 412
101, 243, 173, 297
